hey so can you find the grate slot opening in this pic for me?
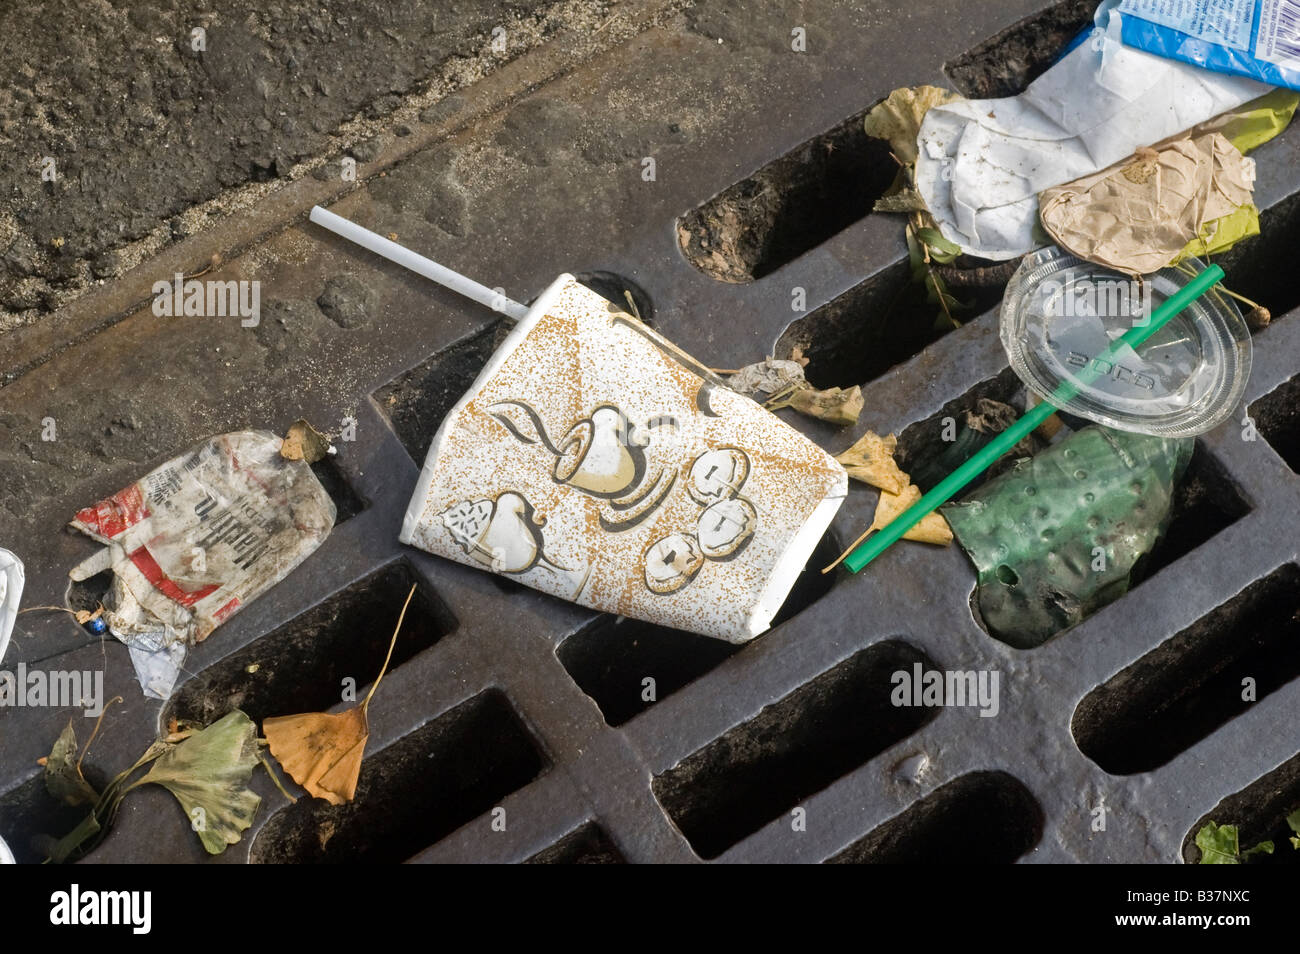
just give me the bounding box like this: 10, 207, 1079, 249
249, 689, 546, 863
525, 823, 626, 864
828, 771, 1043, 863
1074, 564, 1300, 775
775, 261, 1008, 391
652, 640, 940, 859
374, 320, 511, 464
557, 532, 840, 727
894, 367, 1029, 493
310, 455, 366, 524
1183, 750, 1300, 864
677, 107, 897, 284
166, 562, 454, 727
1250, 373, 1300, 474
1216, 190, 1300, 327
0, 772, 113, 865
945, 0, 1099, 98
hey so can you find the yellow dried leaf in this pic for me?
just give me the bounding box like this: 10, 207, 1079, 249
262, 584, 415, 805
871, 484, 952, 546
835, 431, 910, 494
263, 708, 368, 806
863, 85, 959, 165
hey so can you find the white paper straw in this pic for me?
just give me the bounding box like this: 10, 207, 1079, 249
309, 206, 530, 322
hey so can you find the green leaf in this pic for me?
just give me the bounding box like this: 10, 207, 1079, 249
1195, 822, 1241, 864
1242, 839, 1274, 858
1286, 808, 1300, 836
138, 710, 262, 855
43, 722, 99, 808
916, 228, 962, 263
47, 810, 101, 865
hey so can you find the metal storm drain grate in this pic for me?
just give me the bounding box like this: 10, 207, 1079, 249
3, 0, 1300, 865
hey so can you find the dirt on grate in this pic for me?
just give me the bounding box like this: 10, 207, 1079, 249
0, 0, 614, 329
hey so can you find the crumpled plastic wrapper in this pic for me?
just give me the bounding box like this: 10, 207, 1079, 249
1040, 131, 1256, 275
943, 426, 1191, 648
0, 832, 13, 865
0, 548, 22, 667
915, 4, 1266, 259
69, 431, 335, 699
401, 275, 848, 643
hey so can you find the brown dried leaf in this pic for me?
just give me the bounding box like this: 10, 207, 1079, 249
871, 484, 952, 546
280, 419, 331, 463
835, 431, 910, 495
263, 708, 368, 806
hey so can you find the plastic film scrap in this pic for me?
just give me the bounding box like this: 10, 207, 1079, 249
68, 431, 335, 699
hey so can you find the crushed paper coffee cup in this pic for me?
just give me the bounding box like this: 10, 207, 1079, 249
400, 275, 848, 642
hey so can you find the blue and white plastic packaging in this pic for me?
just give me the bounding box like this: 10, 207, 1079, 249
1107, 0, 1300, 91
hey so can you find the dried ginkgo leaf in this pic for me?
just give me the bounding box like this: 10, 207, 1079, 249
261, 708, 368, 806
138, 710, 262, 855
835, 431, 910, 495
263, 584, 416, 805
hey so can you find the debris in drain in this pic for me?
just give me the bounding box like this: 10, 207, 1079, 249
764, 381, 864, 426
726, 353, 864, 426
864, 85, 958, 170
397, 274, 847, 642
864, 85, 976, 328
1194, 819, 1284, 864
916, 3, 1268, 260
834, 430, 910, 495
873, 485, 952, 547
1041, 132, 1257, 275
825, 481, 953, 574
67, 430, 336, 700
943, 426, 1192, 649
1108, 0, 1300, 93
726, 356, 808, 400
0, 548, 22, 666
279, 418, 334, 463
42, 709, 263, 861
1037, 85, 1299, 276
263, 584, 415, 805
908, 398, 1043, 493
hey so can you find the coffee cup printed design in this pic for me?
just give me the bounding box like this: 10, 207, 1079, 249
641, 447, 759, 595
489, 400, 679, 531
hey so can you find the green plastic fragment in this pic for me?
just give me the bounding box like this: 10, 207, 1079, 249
942, 426, 1192, 649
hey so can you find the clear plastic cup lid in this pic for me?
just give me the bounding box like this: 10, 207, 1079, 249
1000, 247, 1251, 438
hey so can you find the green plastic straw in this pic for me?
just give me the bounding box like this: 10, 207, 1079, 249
843, 263, 1225, 573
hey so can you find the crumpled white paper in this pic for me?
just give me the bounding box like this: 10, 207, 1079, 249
0, 832, 14, 864
0, 548, 23, 667
916, 5, 1268, 259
